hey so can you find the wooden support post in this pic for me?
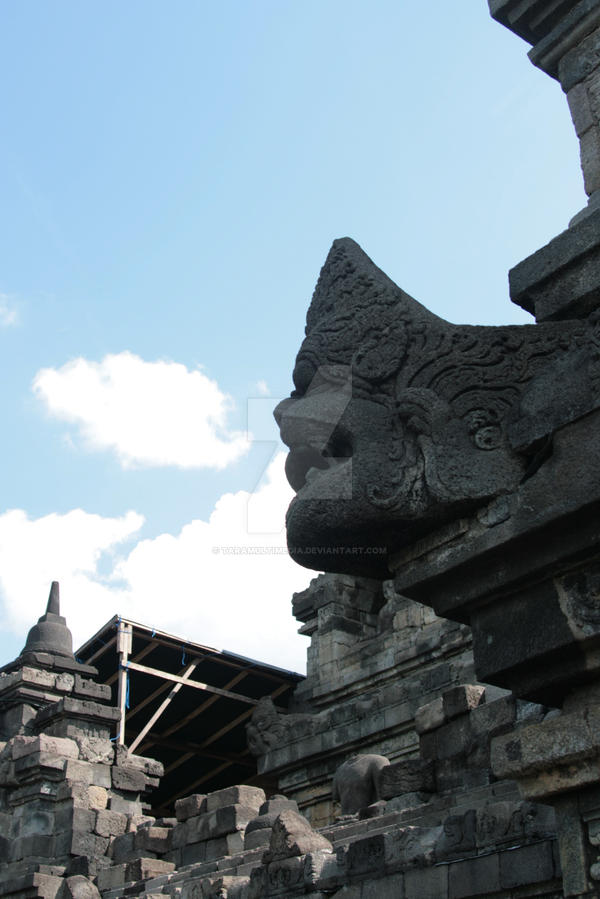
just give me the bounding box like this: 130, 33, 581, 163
128, 660, 199, 754
116, 620, 132, 746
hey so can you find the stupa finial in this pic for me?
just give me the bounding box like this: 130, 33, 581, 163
20, 581, 74, 659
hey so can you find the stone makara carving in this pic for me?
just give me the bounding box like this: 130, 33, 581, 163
246, 698, 317, 756
275, 237, 600, 577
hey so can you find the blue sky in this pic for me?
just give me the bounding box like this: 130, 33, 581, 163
0, 2, 586, 671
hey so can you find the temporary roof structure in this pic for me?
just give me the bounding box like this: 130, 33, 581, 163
76, 616, 303, 815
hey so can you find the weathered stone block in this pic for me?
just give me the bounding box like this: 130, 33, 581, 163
180, 840, 206, 866
500, 840, 556, 889
11, 735, 76, 761
204, 831, 244, 860
65, 854, 112, 879
54, 805, 96, 834
21, 667, 57, 688
379, 759, 435, 799
108, 793, 143, 815
258, 796, 299, 816
114, 747, 163, 778
264, 856, 304, 895
110, 831, 136, 862
86, 786, 108, 811
63, 760, 95, 785
442, 685, 485, 722
95, 809, 128, 838
568, 81, 596, 137
89, 762, 113, 788
10, 832, 55, 861
96, 863, 130, 892
328, 887, 361, 899
476, 800, 555, 850
134, 824, 171, 854
124, 857, 175, 881
0, 702, 37, 738
266, 809, 332, 861
111, 765, 147, 793
469, 696, 515, 738
415, 697, 445, 735
73, 737, 113, 765
358, 872, 404, 898
1, 872, 64, 899
55, 673, 75, 693
346, 833, 385, 876
73, 675, 111, 702
55, 829, 109, 858
559, 24, 600, 92
436, 811, 477, 860
404, 864, 449, 898
244, 826, 272, 850
127, 813, 155, 831
175, 793, 207, 821
448, 852, 500, 898
35, 696, 119, 729
185, 805, 260, 844
204, 785, 265, 813
55, 874, 101, 899
581, 125, 600, 194
384, 825, 440, 870
170, 821, 188, 849
441, 764, 492, 799
180, 875, 249, 899
491, 710, 593, 780
15, 751, 66, 777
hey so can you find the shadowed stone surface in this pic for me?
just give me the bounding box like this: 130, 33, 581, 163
265, 810, 333, 861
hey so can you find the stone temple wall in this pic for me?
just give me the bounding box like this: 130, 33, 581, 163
0, 583, 564, 899
4, 3, 600, 897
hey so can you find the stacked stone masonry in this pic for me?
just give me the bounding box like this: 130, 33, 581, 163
248, 576, 482, 829
0, 601, 564, 899
5, 2, 600, 897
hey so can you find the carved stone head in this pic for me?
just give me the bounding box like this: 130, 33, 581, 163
275, 238, 600, 577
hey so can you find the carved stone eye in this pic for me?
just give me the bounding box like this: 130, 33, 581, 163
352, 323, 407, 383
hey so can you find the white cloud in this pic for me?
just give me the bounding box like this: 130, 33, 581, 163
0, 509, 144, 641
255, 379, 270, 396
0, 453, 313, 672
0, 294, 18, 327
32, 352, 249, 470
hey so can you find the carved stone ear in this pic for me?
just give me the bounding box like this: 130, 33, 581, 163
464, 408, 504, 451
393, 388, 451, 437
352, 322, 407, 384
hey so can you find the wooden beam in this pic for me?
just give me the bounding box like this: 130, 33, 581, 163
126, 663, 190, 721
170, 761, 233, 803
164, 750, 194, 776
125, 660, 258, 705
157, 670, 249, 740
128, 660, 199, 755
85, 634, 116, 665
135, 733, 254, 768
